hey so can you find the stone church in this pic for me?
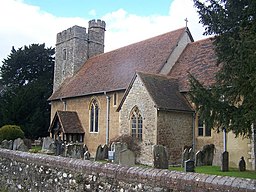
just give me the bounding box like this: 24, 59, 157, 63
48, 19, 255, 170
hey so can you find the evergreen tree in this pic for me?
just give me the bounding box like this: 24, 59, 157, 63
190, 0, 256, 137
0, 44, 54, 139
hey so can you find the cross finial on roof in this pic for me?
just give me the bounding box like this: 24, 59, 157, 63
185, 18, 188, 27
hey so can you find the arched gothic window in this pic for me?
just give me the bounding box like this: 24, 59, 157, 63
130, 107, 143, 141
90, 99, 99, 132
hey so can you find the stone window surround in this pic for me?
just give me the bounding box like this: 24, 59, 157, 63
89, 98, 99, 133
130, 106, 143, 141
197, 116, 211, 137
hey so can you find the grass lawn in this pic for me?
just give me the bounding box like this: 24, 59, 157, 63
29, 145, 42, 153
169, 165, 256, 180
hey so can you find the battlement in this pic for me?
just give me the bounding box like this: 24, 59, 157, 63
89, 19, 106, 30
56, 25, 87, 44
54, 19, 105, 92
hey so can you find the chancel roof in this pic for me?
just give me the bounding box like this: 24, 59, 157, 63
49, 111, 84, 134
49, 27, 188, 100
117, 72, 193, 112
138, 72, 193, 112
169, 38, 219, 92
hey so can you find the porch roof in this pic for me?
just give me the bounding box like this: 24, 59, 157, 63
49, 111, 84, 134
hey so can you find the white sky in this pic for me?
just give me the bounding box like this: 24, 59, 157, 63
0, 0, 207, 64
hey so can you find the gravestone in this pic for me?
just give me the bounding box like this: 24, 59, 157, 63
102, 144, 109, 159
42, 137, 55, 151
41, 137, 55, 154
112, 142, 128, 164
84, 151, 90, 160
65, 143, 84, 159
195, 144, 215, 167
239, 156, 246, 171
202, 144, 215, 166
182, 147, 194, 167
119, 149, 135, 166
83, 144, 90, 160
195, 151, 204, 166
13, 138, 28, 152
184, 159, 195, 172
188, 148, 194, 160
153, 145, 168, 169
221, 151, 229, 172
0, 140, 13, 150
182, 148, 189, 167
95, 144, 109, 161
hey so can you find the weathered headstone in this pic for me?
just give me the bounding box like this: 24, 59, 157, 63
23, 139, 32, 149
195, 150, 204, 166
188, 148, 194, 160
13, 138, 28, 152
182, 147, 194, 167
184, 159, 195, 172
153, 145, 168, 169
221, 151, 229, 172
195, 144, 215, 167
112, 142, 128, 164
119, 149, 135, 166
239, 156, 246, 171
65, 143, 84, 159
102, 144, 109, 159
0, 140, 13, 150
202, 144, 215, 166
84, 151, 90, 160
42, 137, 55, 151
95, 144, 109, 161
182, 148, 189, 167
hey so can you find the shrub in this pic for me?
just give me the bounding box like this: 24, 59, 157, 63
110, 134, 141, 157
0, 125, 25, 142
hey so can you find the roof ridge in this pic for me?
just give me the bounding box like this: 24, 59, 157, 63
104, 27, 187, 54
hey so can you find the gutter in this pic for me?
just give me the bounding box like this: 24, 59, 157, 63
192, 112, 196, 160
104, 92, 110, 145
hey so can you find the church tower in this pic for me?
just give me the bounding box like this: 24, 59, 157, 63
53, 19, 106, 92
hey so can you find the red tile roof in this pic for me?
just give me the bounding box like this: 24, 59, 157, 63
49, 28, 187, 100
138, 72, 193, 112
169, 38, 219, 92
49, 111, 84, 134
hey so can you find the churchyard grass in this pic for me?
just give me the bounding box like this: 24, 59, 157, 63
29, 145, 42, 153
169, 165, 256, 179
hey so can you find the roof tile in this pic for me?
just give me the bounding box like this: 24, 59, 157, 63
49, 111, 84, 134
49, 28, 186, 100
169, 38, 219, 91
138, 72, 193, 112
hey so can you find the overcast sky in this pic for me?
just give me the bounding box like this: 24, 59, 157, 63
0, 0, 208, 64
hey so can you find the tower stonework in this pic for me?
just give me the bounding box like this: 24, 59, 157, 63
53, 19, 106, 92
88, 19, 106, 58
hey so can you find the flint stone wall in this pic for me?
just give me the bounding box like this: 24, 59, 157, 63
0, 149, 255, 192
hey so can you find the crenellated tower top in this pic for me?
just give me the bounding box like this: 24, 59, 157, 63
56, 25, 88, 45
53, 19, 106, 92
89, 19, 106, 31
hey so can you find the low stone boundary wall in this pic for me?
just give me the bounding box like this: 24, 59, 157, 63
0, 149, 255, 191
